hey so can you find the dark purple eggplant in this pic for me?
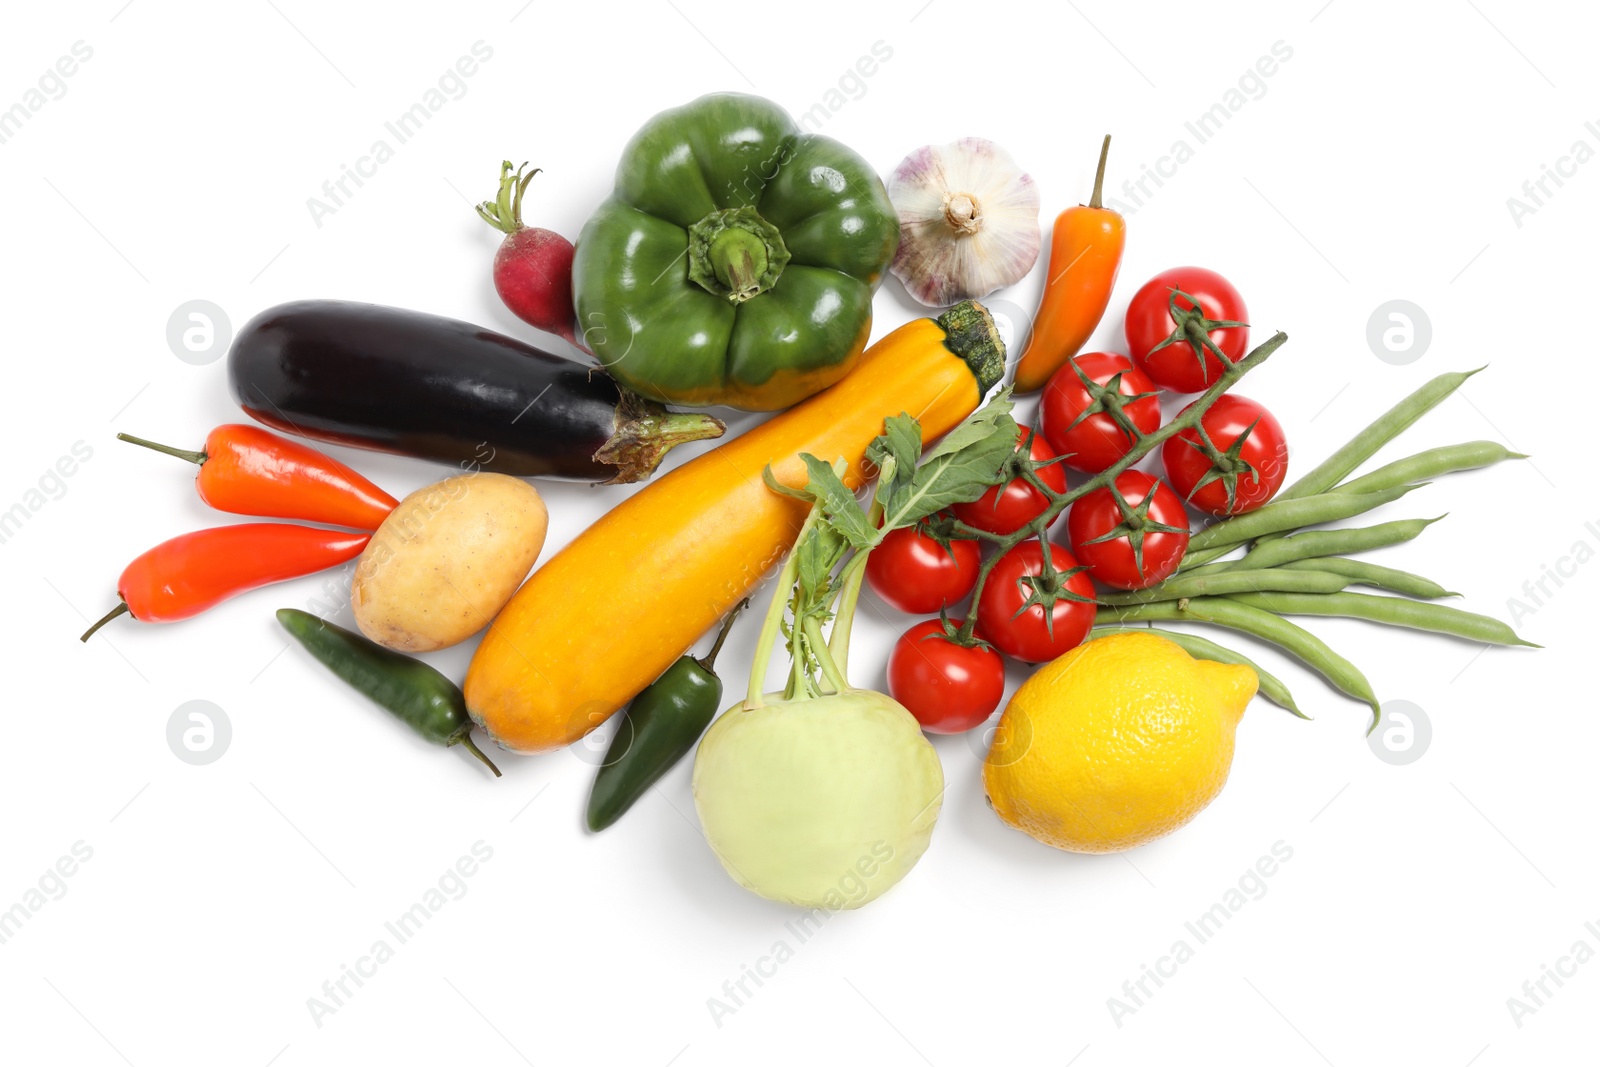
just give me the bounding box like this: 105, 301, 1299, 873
227, 301, 724, 484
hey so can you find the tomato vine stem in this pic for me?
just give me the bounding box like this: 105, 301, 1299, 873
949, 330, 1289, 642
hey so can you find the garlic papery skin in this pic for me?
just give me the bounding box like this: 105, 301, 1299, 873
887, 138, 1041, 307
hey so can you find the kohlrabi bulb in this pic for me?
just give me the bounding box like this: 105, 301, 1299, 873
692, 689, 943, 910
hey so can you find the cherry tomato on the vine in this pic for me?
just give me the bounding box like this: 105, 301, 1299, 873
951, 430, 1067, 535
1125, 266, 1249, 393
1066, 471, 1191, 590
865, 520, 980, 614
1040, 351, 1163, 474
1162, 393, 1289, 516
886, 620, 1006, 734
975, 540, 1096, 663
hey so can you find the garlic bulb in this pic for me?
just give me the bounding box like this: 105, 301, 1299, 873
886, 138, 1041, 307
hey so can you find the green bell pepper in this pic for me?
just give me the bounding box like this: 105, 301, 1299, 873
572, 93, 900, 412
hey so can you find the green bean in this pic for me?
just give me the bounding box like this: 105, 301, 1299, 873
1281, 557, 1457, 599
1225, 591, 1537, 647
1095, 598, 1382, 729
1185, 483, 1422, 553
1334, 441, 1524, 497
1231, 516, 1444, 571
1178, 544, 1242, 571
1277, 368, 1483, 501
1098, 568, 1349, 606
1086, 625, 1307, 718
1249, 369, 1482, 550
1178, 558, 1240, 578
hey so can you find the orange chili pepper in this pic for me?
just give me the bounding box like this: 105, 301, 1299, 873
80, 523, 370, 641
117, 424, 397, 530
1012, 136, 1126, 394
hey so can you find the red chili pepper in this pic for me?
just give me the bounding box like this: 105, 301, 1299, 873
117, 424, 397, 530
80, 523, 369, 641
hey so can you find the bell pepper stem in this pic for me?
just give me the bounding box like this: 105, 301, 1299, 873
80, 600, 129, 642
687, 206, 789, 303
711, 228, 768, 300
451, 730, 502, 777
117, 432, 207, 466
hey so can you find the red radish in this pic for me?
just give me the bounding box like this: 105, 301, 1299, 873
476, 161, 578, 346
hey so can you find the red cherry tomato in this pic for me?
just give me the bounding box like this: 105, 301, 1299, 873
951, 430, 1067, 535
1162, 393, 1289, 516
975, 541, 1096, 663
865, 522, 980, 614
1040, 352, 1163, 474
886, 620, 1006, 734
1066, 471, 1191, 590
1125, 266, 1249, 393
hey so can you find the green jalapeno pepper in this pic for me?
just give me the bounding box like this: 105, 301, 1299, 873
276, 608, 500, 776
586, 601, 747, 831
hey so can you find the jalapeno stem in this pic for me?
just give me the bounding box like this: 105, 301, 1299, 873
451, 730, 503, 777
697, 598, 749, 674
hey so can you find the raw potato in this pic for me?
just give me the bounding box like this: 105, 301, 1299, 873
351, 473, 547, 652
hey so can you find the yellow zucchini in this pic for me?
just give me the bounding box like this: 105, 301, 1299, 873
464, 301, 1004, 752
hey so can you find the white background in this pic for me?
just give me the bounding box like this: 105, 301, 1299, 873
1, 1, 1595, 1063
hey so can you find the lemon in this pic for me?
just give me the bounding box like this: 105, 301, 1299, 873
983, 631, 1256, 853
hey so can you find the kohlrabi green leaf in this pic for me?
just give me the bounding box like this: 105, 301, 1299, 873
760, 464, 815, 502
800, 454, 876, 550
879, 396, 1020, 531
923, 388, 1016, 462
795, 521, 845, 603
865, 413, 921, 506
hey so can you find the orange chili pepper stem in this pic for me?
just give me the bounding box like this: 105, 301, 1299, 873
80, 600, 130, 643
116, 433, 207, 466
1088, 134, 1111, 210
